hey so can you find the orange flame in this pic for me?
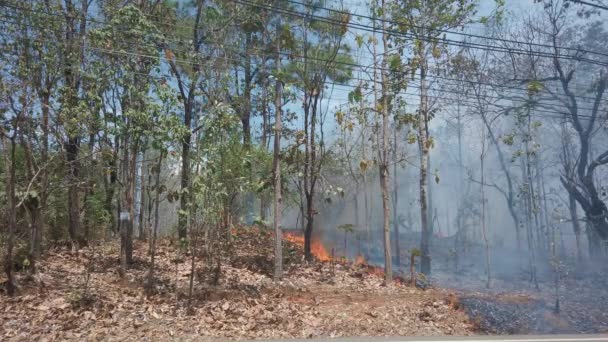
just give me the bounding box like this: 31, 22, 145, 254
283, 231, 331, 262
312, 241, 331, 262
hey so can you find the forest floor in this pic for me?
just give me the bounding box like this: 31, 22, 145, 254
434, 261, 608, 334
0, 227, 472, 341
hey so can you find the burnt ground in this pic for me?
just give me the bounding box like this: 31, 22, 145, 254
356, 231, 608, 335
454, 276, 608, 335
430, 251, 608, 335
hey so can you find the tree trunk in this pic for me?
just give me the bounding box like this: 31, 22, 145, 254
147, 151, 163, 295
19, 123, 41, 275
119, 131, 134, 276
480, 127, 491, 289
242, 34, 253, 149
260, 86, 269, 221
568, 193, 583, 262
304, 193, 314, 261
105, 135, 119, 237
64, 0, 90, 247
522, 154, 539, 289
392, 126, 400, 267
28, 204, 42, 275
273, 26, 283, 281
67, 137, 81, 245
380, 5, 392, 282
3, 133, 18, 295
586, 223, 602, 258
138, 151, 146, 240
127, 144, 137, 260
34, 89, 51, 272
178, 111, 191, 240
418, 63, 431, 276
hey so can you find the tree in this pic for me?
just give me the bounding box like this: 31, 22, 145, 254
392, 0, 479, 276
522, 1, 608, 254
90, 4, 163, 271
0, 80, 26, 296
146, 85, 184, 295
273, 11, 283, 281
377, 0, 393, 282
162, 0, 207, 241
286, 1, 353, 261
59, 0, 91, 247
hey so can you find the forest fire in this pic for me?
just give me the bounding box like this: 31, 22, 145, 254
283, 231, 331, 261
282, 232, 386, 277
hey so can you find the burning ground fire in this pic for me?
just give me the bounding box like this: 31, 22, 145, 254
283, 231, 331, 261
282, 231, 387, 278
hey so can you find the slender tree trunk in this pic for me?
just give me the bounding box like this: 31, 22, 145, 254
3, 133, 18, 295
552, 217, 560, 313
119, 131, 133, 276
28, 207, 42, 274
362, 129, 371, 257
105, 136, 119, 236
455, 103, 463, 271
379, 3, 392, 282
392, 128, 400, 268
304, 194, 314, 261
147, 151, 163, 295
568, 193, 583, 262
242, 34, 253, 149
480, 127, 491, 289
187, 234, 197, 311
67, 138, 81, 245
522, 152, 539, 289
31, 90, 51, 273
418, 63, 431, 276
19, 127, 41, 275
273, 26, 283, 281
146, 162, 154, 251
127, 144, 137, 259
427, 156, 434, 237
63, 0, 87, 247
541, 172, 551, 252
536, 158, 549, 252
178, 103, 192, 240
260, 86, 269, 221
138, 151, 146, 240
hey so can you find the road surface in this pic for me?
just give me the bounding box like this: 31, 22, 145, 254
254, 335, 608, 342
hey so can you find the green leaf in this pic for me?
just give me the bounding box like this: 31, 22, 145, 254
348, 86, 363, 103
355, 35, 364, 48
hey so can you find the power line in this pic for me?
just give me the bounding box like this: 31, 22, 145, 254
1, 26, 603, 121
1, 14, 605, 121
2, 5, 606, 99
5, 0, 607, 68
283, 0, 608, 59
233, 0, 608, 68
566, 0, 608, 11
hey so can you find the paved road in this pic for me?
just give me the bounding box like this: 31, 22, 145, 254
253, 335, 608, 342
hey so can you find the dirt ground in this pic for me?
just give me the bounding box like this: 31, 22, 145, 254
0, 227, 472, 341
